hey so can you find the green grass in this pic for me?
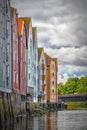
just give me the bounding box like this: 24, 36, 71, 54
67, 102, 87, 110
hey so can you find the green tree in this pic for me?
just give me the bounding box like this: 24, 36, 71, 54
77, 77, 87, 94
58, 76, 87, 94
58, 83, 64, 94
64, 77, 79, 94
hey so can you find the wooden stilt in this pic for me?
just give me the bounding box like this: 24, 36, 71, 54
0, 111, 2, 128
7, 93, 11, 120
1, 92, 7, 121
9, 93, 14, 120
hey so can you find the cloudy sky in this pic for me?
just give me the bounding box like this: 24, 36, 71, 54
11, 0, 87, 84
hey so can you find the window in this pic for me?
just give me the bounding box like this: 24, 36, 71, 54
6, 44, 9, 61
6, 29, 8, 38
0, 12, 2, 24
29, 59, 30, 64
6, 21, 10, 38
6, 65, 9, 77
42, 59, 44, 64
6, 77, 9, 86
52, 73, 54, 76
16, 73, 18, 84
3, 62, 5, 80
52, 81, 54, 85
30, 38, 32, 43
52, 89, 54, 93
29, 73, 30, 80
14, 72, 16, 82
52, 61, 55, 68
6, 0, 9, 14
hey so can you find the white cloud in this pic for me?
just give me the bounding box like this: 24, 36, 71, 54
58, 73, 85, 84
58, 73, 69, 84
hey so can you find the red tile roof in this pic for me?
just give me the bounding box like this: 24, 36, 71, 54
18, 18, 24, 35
45, 53, 51, 66
20, 17, 31, 36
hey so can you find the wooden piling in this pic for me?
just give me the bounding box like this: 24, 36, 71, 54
9, 93, 14, 120
1, 92, 7, 121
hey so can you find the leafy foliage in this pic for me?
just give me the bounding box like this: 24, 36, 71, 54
58, 76, 87, 94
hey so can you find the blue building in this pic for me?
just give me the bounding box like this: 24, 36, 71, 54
0, 0, 12, 93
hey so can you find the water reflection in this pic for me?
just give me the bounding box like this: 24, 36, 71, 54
1, 110, 87, 130
1, 123, 14, 130
1, 112, 58, 130
47, 112, 58, 130
26, 112, 58, 130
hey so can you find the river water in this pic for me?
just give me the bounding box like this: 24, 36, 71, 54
1, 110, 87, 130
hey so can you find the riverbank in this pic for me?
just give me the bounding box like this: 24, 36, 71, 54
0, 93, 59, 125
67, 102, 87, 110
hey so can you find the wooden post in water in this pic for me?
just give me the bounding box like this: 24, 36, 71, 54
7, 93, 12, 121
1, 92, 7, 121
0, 113, 2, 128
9, 93, 14, 120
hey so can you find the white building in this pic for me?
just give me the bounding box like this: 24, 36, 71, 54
38, 48, 46, 103
32, 27, 38, 102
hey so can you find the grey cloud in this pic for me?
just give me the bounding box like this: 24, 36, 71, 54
45, 44, 80, 49
60, 57, 87, 67
58, 46, 87, 67
11, 0, 87, 78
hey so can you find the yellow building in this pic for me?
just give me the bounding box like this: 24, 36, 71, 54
45, 53, 58, 103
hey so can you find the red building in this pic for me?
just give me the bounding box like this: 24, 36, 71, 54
11, 8, 19, 93
18, 18, 28, 96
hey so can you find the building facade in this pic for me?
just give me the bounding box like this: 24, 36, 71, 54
21, 18, 34, 101
32, 27, 38, 102
45, 54, 58, 103
0, 0, 12, 93
11, 7, 19, 93
52, 58, 58, 102
18, 18, 28, 96
38, 48, 46, 103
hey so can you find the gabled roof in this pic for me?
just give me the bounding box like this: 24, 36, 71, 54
38, 48, 43, 62
52, 58, 58, 71
32, 27, 37, 46
18, 18, 28, 49
52, 58, 58, 66
45, 53, 51, 66
18, 18, 24, 35
20, 17, 31, 34
11, 7, 18, 24
20, 17, 31, 28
